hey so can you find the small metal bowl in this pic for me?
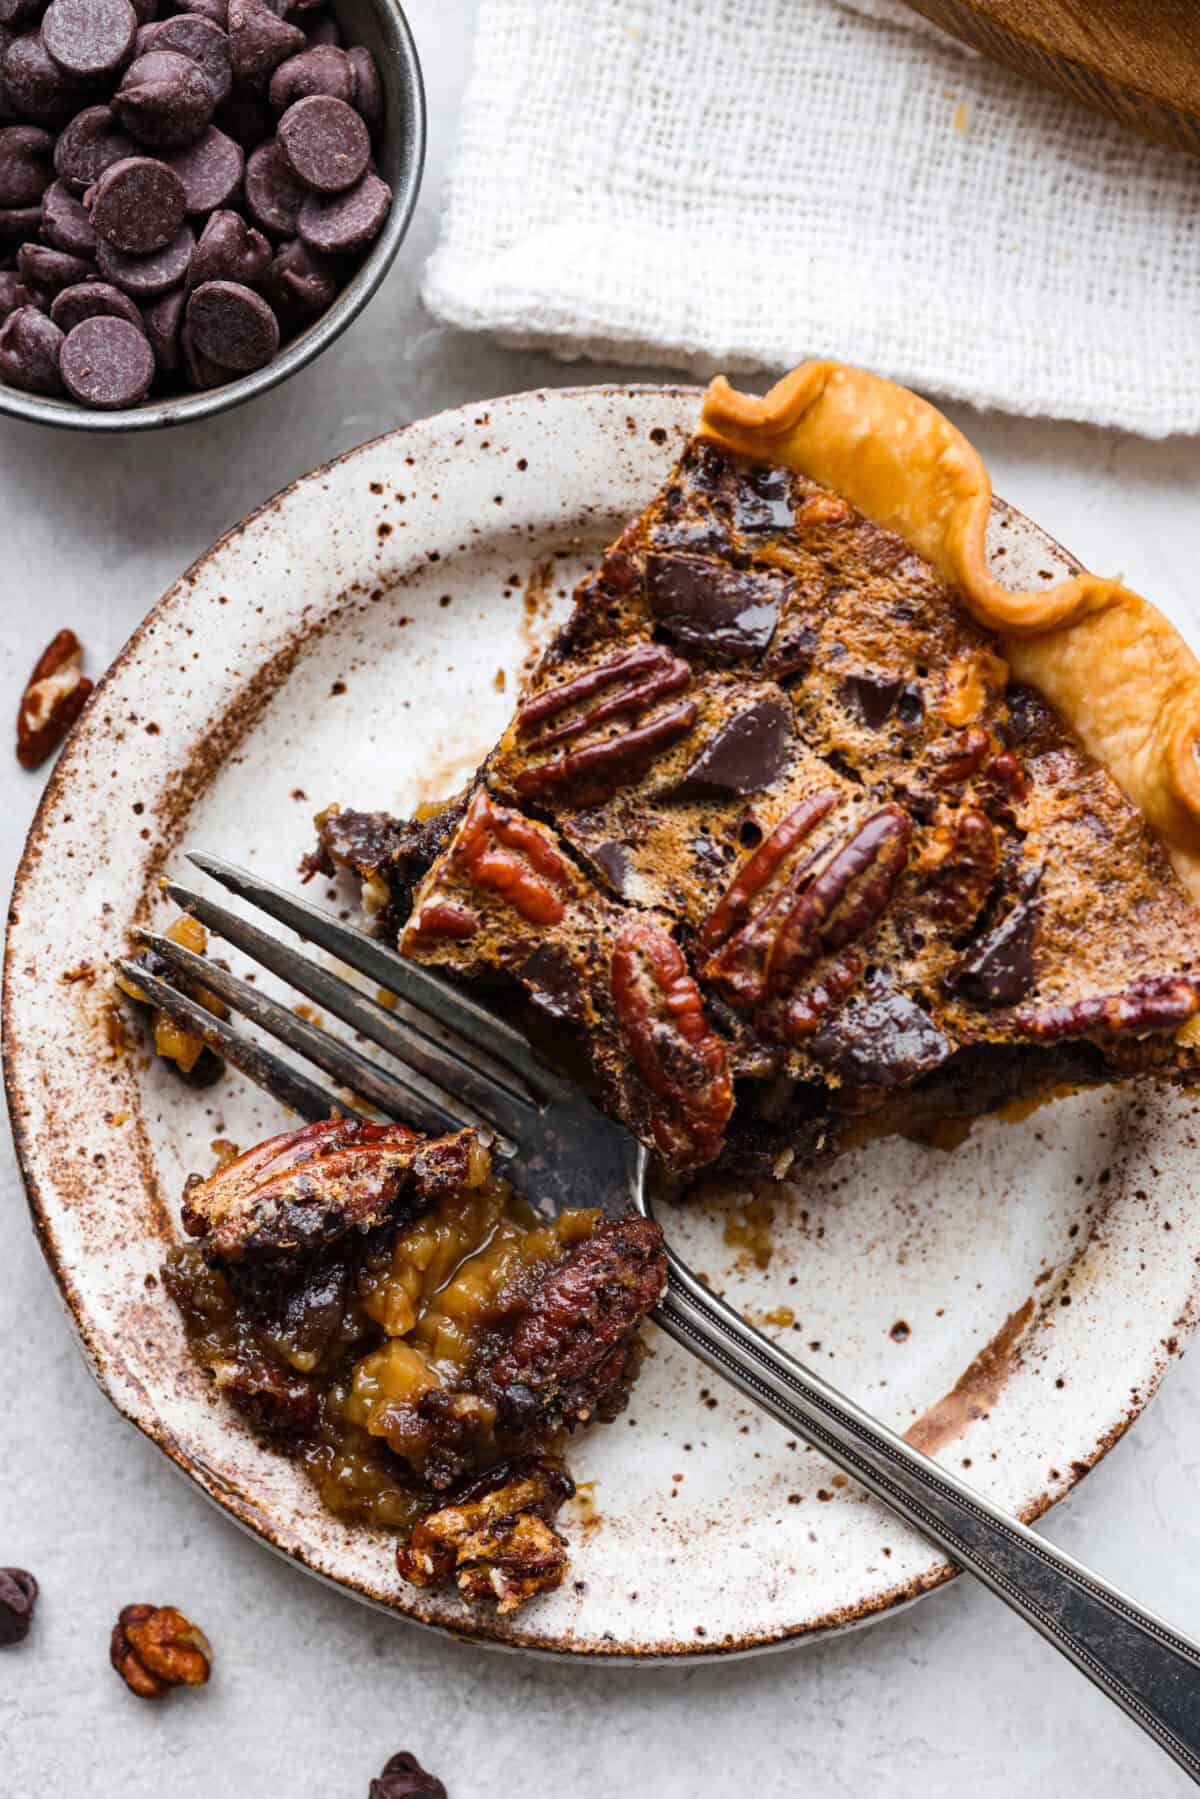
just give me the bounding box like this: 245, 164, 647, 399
0, 0, 425, 434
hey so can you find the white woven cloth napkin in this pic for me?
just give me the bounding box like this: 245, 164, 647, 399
423, 0, 1200, 437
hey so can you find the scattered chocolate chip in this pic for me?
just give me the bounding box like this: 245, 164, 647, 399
60, 311, 153, 405
96, 216, 193, 294
112, 50, 216, 150
50, 275, 141, 331
244, 135, 305, 235
149, 14, 232, 105
368, 1751, 448, 1799
277, 91, 366, 192
268, 43, 353, 115
163, 123, 241, 211
226, 0, 304, 85
53, 104, 136, 191
42, 0, 138, 82
186, 275, 277, 369
141, 279, 183, 370
346, 43, 381, 138
40, 175, 95, 252
189, 206, 269, 286
91, 153, 186, 250
0, 302, 63, 390
0, 1569, 37, 1645
646, 553, 787, 660
16, 238, 93, 289
809, 975, 952, 1086
297, 165, 389, 254
0, 123, 54, 205
667, 699, 792, 798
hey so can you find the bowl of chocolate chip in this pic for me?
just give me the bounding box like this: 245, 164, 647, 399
0, 0, 424, 430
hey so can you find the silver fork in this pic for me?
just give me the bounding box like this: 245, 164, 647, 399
119, 851, 1200, 1781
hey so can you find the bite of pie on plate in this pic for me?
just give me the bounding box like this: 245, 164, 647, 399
164, 360, 1200, 1614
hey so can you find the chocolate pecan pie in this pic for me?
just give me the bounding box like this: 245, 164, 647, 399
168, 1117, 666, 1613
310, 361, 1200, 1179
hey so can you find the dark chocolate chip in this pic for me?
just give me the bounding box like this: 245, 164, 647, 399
0, 199, 39, 239
141, 278, 183, 369
226, 0, 303, 84
0, 1, 40, 27
163, 122, 241, 211
60, 311, 153, 405
0, 265, 33, 315
91, 154, 186, 251
0, 303, 63, 389
520, 942, 584, 1024
645, 552, 787, 660
41, 176, 95, 254
667, 699, 792, 798
54, 105, 137, 192
50, 275, 141, 331
179, 315, 225, 385
297, 166, 388, 254
244, 134, 304, 236
0, 1570, 38, 1647
188, 206, 268, 286
3, 30, 95, 130
150, 13, 231, 103
95, 217, 193, 293
841, 672, 902, 730
346, 44, 382, 138
113, 50, 216, 150
268, 43, 352, 114
0, 122, 53, 204
304, 15, 340, 48
809, 976, 953, 1087
175, 0, 228, 22
276, 92, 367, 194
186, 274, 276, 369
368, 1751, 448, 1799
259, 231, 330, 314
16, 238, 93, 289
42, 0, 138, 81
130, 0, 159, 22
952, 875, 1041, 1008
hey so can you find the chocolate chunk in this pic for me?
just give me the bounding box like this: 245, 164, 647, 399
60, 312, 154, 406
149, 14, 231, 104
733, 464, 794, 533
0, 303, 63, 390
297, 165, 388, 254
276, 93, 368, 193
95, 217, 193, 294
646, 553, 786, 660
841, 672, 902, 729
226, 0, 303, 85
16, 239, 93, 290
588, 837, 632, 896
0, 123, 53, 205
809, 976, 952, 1087
260, 232, 332, 315
50, 276, 141, 332
268, 43, 353, 115
113, 50, 216, 150
952, 873, 1041, 1007
186, 275, 277, 369
244, 135, 304, 236
764, 615, 819, 679
91, 154, 186, 252
42, 0, 138, 81
520, 942, 584, 1024
667, 699, 791, 798
141, 279, 183, 370
346, 43, 382, 137
188, 206, 269, 286
3, 30, 94, 131
40, 176, 94, 254
54, 105, 137, 192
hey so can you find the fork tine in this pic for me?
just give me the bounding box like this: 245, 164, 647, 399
160, 883, 537, 1141
186, 851, 573, 1104
134, 931, 487, 1142
115, 960, 367, 1125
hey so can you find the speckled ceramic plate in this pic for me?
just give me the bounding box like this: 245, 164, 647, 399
7, 386, 1200, 1660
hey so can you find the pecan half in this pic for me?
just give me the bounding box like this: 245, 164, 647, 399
701, 789, 839, 1004
513, 699, 698, 802
517, 641, 691, 747
397, 1458, 574, 1616
16, 629, 93, 770
610, 916, 733, 1166
110, 1604, 212, 1700
449, 788, 572, 925
1014, 975, 1200, 1042
925, 727, 990, 789
769, 805, 912, 992
919, 807, 998, 931
404, 900, 480, 945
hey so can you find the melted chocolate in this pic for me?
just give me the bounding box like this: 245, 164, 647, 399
646, 553, 786, 660
732, 465, 794, 533
667, 699, 792, 799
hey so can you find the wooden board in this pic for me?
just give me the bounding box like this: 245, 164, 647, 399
903, 0, 1200, 153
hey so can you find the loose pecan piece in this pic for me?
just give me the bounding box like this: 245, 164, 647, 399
919, 807, 998, 931
397, 1458, 574, 1616
1014, 975, 1200, 1042
517, 641, 691, 748
610, 916, 733, 1166
110, 1604, 212, 1700
769, 805, 913, 992
448, 788, 572, 925
16, 629, 93, 770
701, 789, 839, 1004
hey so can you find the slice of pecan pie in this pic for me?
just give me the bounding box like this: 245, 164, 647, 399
311, 361, 1200, 1181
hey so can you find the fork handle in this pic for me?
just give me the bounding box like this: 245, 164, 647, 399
656, 1250, 1200, 1782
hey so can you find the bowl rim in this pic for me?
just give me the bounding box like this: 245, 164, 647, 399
0, 0, 426, 435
